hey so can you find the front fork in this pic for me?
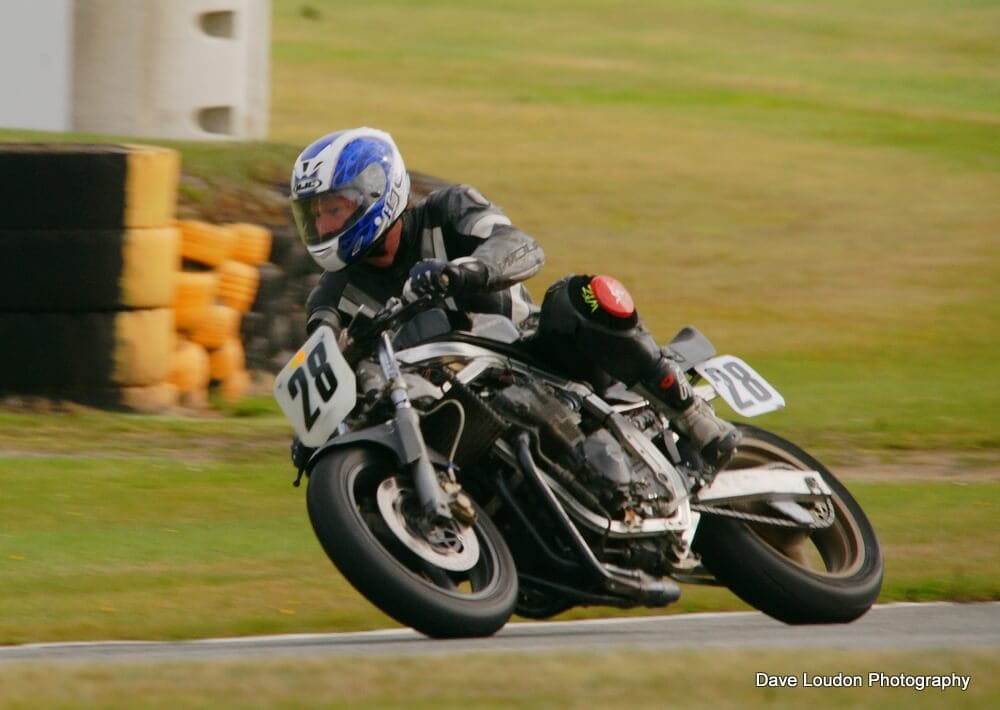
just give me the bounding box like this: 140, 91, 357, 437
376, 332, 454, 521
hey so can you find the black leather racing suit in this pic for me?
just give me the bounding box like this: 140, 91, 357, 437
305, 184, 544, 335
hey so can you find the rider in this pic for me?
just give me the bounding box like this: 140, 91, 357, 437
289, 127, 740, 470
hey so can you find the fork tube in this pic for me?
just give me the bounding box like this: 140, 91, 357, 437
377, 333, 452, 520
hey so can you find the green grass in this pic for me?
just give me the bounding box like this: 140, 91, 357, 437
1, 650, 997, 709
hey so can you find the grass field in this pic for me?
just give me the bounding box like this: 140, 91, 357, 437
1, 650, 998, 709
0, 2, 998, 702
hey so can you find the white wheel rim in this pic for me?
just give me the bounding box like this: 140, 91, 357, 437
375, 477, 480, 572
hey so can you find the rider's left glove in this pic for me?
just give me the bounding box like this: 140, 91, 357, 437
403, 258, 489, 302
290, 436, 316, 471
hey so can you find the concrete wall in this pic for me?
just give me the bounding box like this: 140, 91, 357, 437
0, 1, 74, 132
0, 0, 269, 140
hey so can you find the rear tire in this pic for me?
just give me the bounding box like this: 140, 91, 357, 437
307, 446, 518, 638
693, 424, 883, 624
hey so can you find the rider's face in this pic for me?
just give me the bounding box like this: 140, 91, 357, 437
312, 193, 358, 237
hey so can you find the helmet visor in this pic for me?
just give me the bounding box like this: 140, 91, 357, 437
291, 162, 387, 249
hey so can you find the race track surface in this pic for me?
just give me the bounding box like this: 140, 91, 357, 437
1, 602, 996, 665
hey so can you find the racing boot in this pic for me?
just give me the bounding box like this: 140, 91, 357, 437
637, 356, 741, 471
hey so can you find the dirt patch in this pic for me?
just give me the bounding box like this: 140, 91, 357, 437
835, 450, 1000, 482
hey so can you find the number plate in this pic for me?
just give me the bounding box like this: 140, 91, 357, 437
694, 355, 785, 417
273, 326, 357, 446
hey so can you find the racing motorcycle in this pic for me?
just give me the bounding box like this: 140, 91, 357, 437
275, 295, 883, 638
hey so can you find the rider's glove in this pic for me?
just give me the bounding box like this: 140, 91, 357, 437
403, 258, 489, 302
290, 436, 316, 471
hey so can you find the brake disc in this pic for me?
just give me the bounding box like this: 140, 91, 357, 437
375, 477, 480, 572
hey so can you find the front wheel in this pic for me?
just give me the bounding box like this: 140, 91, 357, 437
307, 446, 518, 638
692, 424, 883, 624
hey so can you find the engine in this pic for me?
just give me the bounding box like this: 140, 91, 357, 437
489, 380, 676, 522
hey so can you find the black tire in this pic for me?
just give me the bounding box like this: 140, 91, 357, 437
0, 309, 172, 391
692, 424, 883, 624
0, 227, 178, 311
0, 143, 179, 230
307, 447, 518, 638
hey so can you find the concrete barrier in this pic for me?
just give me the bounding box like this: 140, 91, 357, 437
72, 0, 270, 140
0, 0, 74, 132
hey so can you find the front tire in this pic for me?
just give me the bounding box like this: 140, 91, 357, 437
693, 424, 883, 624
307, 446, 518, 638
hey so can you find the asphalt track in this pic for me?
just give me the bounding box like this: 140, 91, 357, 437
1, 602, 997, 665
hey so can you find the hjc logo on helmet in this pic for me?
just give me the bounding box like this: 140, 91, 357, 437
294, 178, 322, 193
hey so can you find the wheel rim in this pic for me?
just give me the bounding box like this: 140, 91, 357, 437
726, 437, 866, 579
375, 477, 480, 572
346, 458, 507, 599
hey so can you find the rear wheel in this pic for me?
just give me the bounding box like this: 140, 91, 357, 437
307, 446, 518, 638
693, 424, 883, 624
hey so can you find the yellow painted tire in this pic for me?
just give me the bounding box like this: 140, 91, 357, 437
209, 338, 245, 382
178, 220, 237, 267
188, 304, 240, 350
220, 368, 251, 403
173, 271, 218, 331
118, 382, 180, 413
229, 223, 273, 265
112, 309, 176, 386
169, 339, 211, 393
216, 260, 260, 313
0, 143, 180, 229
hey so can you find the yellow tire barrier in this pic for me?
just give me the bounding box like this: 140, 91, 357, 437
122, 146, 182, 228
119, 382, 180, 413
216, 260, 260, 313
220, 368, 251, 403
169, 339, 211, 394
112, 309, 176, 387
209, 338, 245, 382
188, 304, 240, 350
173, 271, 218, 331
178, 220, 237, 267
229, 222, 272, 265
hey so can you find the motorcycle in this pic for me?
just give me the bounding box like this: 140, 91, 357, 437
274, 295, 883, 638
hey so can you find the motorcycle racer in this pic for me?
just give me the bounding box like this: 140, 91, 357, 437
289, 126, 740, 471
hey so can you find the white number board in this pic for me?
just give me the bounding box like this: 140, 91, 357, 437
694, 355, 785, 418
274, 326, 357, 446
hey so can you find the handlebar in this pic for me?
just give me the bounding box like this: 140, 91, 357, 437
341, 295, 439, 361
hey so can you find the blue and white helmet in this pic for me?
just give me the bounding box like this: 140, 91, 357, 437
290, 127, 411, 271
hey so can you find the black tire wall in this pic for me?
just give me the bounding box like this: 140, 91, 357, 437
0, 144, 180, 408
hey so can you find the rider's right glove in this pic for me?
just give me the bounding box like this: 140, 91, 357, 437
402, 257, 489, 302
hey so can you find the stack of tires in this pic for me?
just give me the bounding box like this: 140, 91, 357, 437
239, 223, 320, 374
0, 144, 182, 411
170, 221, 272, 406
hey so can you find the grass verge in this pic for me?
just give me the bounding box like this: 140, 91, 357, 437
0, 650, 997, 709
